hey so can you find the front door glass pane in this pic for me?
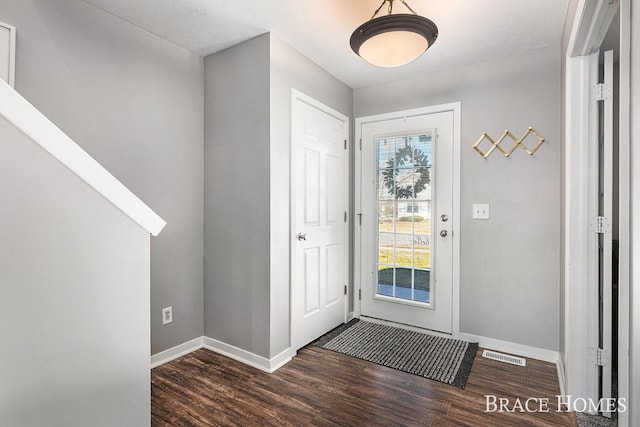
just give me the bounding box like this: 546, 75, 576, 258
376, 133, 433, 304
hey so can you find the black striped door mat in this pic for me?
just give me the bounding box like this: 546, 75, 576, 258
314, 319, 477, 388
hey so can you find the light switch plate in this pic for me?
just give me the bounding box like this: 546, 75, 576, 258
473, 204, 490, 219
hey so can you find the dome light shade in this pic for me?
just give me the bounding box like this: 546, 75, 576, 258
350, 8, 438, 68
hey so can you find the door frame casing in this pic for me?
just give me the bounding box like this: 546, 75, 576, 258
0, 21, 16, 87
563, 0, 629, 422
289, 89, 350, 355
354, 103, 461, 337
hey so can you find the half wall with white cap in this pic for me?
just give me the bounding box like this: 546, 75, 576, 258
0, 79, 164, 426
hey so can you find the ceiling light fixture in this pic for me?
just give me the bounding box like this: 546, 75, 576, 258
350, 0, 438, 68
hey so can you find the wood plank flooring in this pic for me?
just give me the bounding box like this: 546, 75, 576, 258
151, 346, 577, 426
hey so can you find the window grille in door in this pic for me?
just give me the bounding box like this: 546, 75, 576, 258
376, 132, 433, 304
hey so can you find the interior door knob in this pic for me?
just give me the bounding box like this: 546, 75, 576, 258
440, 230, 448, 237
297, 232, 307, 241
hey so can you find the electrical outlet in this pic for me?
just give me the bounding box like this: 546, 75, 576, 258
472, 204, 490, 219
162, 307, 172, 325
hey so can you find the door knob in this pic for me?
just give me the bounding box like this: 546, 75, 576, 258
440, 230, 448, 237
297, 232, 307, 241
441, 214, 449, 222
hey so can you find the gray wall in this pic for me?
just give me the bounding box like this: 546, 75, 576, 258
0, 0, 205, 355
204, 34, 352, 358
355, 46, 561, 351
204, 34, 272, 357
269, 34, 353, 357
0, 115, 151, 426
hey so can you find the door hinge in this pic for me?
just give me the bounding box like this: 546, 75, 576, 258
359, 138, 362, 150
358, 289, 362, 300
593, 83, 612, 101
344, 211, 348, 223
591, 216, 610, 234
344, 139, 347, 150
344, 285, 347, 295
358, 213, 362, 225
590, 347, 610, 367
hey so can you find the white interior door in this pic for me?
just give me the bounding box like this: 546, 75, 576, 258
291, 90, 348, 351
357, 105, 459, 334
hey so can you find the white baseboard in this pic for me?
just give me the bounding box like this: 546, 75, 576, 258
268, 348, 293, 372
556, 356, 567, 397
203, 336, 291, 373
459, 333, 559, 364
346, 311, 355, 322
151, 336, 293, 373
150, 336, 204, 368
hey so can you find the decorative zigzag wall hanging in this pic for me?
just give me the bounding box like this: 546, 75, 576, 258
473, 127, 545, 158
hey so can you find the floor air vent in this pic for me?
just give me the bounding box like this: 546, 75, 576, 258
482, 350, 527, 367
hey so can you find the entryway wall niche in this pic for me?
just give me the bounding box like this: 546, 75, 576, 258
203, 33, 352, 364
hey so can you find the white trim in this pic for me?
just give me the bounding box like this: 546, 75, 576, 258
354, 102, 461, 337
459, 333, 559, 364
601, 49, 614, 411
150, 337, 204, 369
451, 104, 461, 337
0, 80, 166, 236
585, 50, 600, 405
267, 348, 293, 372
564, 0, 628, 417
150, 336, 292, 373
289, 89, 350, 352
563, 51, 598, 404
203, 337, 292, 373
556, 357, 567, 398
0, 21, 16, 87
617, 1, 631, 426
353, 110, 363, 319
354, 103, 461, 126
568, 0, 619, 57
361, 315, 454, 340
291, 89, 349, 126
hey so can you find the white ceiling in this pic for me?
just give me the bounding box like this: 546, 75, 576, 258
82, 0, 569, 89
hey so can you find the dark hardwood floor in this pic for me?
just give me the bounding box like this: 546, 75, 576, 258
152, 345, 577, 426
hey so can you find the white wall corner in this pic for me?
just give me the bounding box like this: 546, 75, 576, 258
459, 333, 560, 364
203, 337, 291, 373
150, 336, 204, 369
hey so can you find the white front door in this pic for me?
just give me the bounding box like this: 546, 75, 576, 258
291, 90, 349, 351
357, 105, 459, 334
